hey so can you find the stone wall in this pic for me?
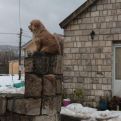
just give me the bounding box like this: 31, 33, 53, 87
0, 54, 62, 121
63, 0, 121, 107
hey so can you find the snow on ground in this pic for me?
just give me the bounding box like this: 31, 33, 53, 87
0, 75, 24, 94
0, 86, 24, 94
61, 103, 121, 121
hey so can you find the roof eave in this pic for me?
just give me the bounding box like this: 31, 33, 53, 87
22, 40, 32, 49
59, 0, 97, 28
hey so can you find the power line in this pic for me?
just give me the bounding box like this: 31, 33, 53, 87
22, 29, 30, 33
22, 34, 31, 38
0, 32, 31, 38
0, 32, 18, 35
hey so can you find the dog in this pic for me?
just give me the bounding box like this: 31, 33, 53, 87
28, 20, 61, 55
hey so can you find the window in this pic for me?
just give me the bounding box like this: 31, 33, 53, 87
115, 47, 121, 80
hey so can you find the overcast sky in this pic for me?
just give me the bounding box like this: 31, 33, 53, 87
0, 0, 86, 46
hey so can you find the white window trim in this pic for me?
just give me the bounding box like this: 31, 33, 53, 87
112, 44, 121, 96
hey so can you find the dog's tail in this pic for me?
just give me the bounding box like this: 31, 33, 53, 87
54, 34, 63, 55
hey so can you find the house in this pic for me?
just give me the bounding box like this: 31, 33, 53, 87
9, 60, 24, 75
60, 0, 121, 107
22, 40, 36, 57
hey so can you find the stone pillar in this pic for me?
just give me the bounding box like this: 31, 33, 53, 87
0, 54, 62, 121
24, 54, 63, 120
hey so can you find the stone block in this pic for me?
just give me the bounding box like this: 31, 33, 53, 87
41, 97, 57, 115
107, 22, 116, 28
20, 116, 31, 121
85, 42, 92, 47
0, 97, 7, 115
64, 42, 73, 48
65, 30, 74, 36
80, 36, 88, 41
40, 95, 61, 116
101, 66, 112, 71
5, 113, 34, 121
97, 5, 104, 10
25, 57, 33, 73
103, 47, 112, 53
118, 15, 121, 21
100, 29, 110, 34
42, 74, 63, 96
49, 55, 63, 75
105, 72, 112, 77
101, 23, 107, 29
43, 75, 56, 96
8, 98, 41, 115
71, 25, 79, 30
64, 66, 73, 71
63, 71, 74, 77
106, 41, 112, 46
33, 55, 63, 75
54, 96, 62, 112
74, 30, 83, 35
93, 41, 99, 47
6, 113, 21, 121
91, 11, 99, 17
0, 117, 7, 121
33, 55, 50, 75
99, 41, 106, 46
25, 74, 42, 97
71, 48, 79, 53
94, 54, 100, 59
33, 115, 58, 121
56, 75, 62, 94
63, 60, 71, 65
64, 48, 71, 53
111, 28, 121, 34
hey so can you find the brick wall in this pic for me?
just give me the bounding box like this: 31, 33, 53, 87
63, 0, 121, 107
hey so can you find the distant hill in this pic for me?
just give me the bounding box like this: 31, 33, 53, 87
0, 45, 19, 56
0, 45, 18, 51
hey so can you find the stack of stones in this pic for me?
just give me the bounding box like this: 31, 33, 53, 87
0, 54, 63, 121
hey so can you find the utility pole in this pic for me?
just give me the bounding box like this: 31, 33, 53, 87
18, 28, 22, 80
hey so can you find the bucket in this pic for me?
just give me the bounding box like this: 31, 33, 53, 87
63, 98, 71, 107
13, 81, 25, 88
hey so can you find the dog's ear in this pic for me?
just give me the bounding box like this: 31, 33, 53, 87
39, 23, 45, 31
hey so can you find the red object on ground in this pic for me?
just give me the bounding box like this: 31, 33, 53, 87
63, 98, 71, 107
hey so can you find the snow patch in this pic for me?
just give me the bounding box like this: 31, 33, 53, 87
0, 75, 24, 94
61, 103, 121, 121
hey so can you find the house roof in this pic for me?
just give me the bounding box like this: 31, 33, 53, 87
9, 59, 24, 63
60, 0, 97, 28
22, 40, 32, 49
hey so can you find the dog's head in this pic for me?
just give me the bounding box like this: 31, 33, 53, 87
28, 20, 45, 33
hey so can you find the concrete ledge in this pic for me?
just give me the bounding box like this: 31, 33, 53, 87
8, 98, 41, 116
